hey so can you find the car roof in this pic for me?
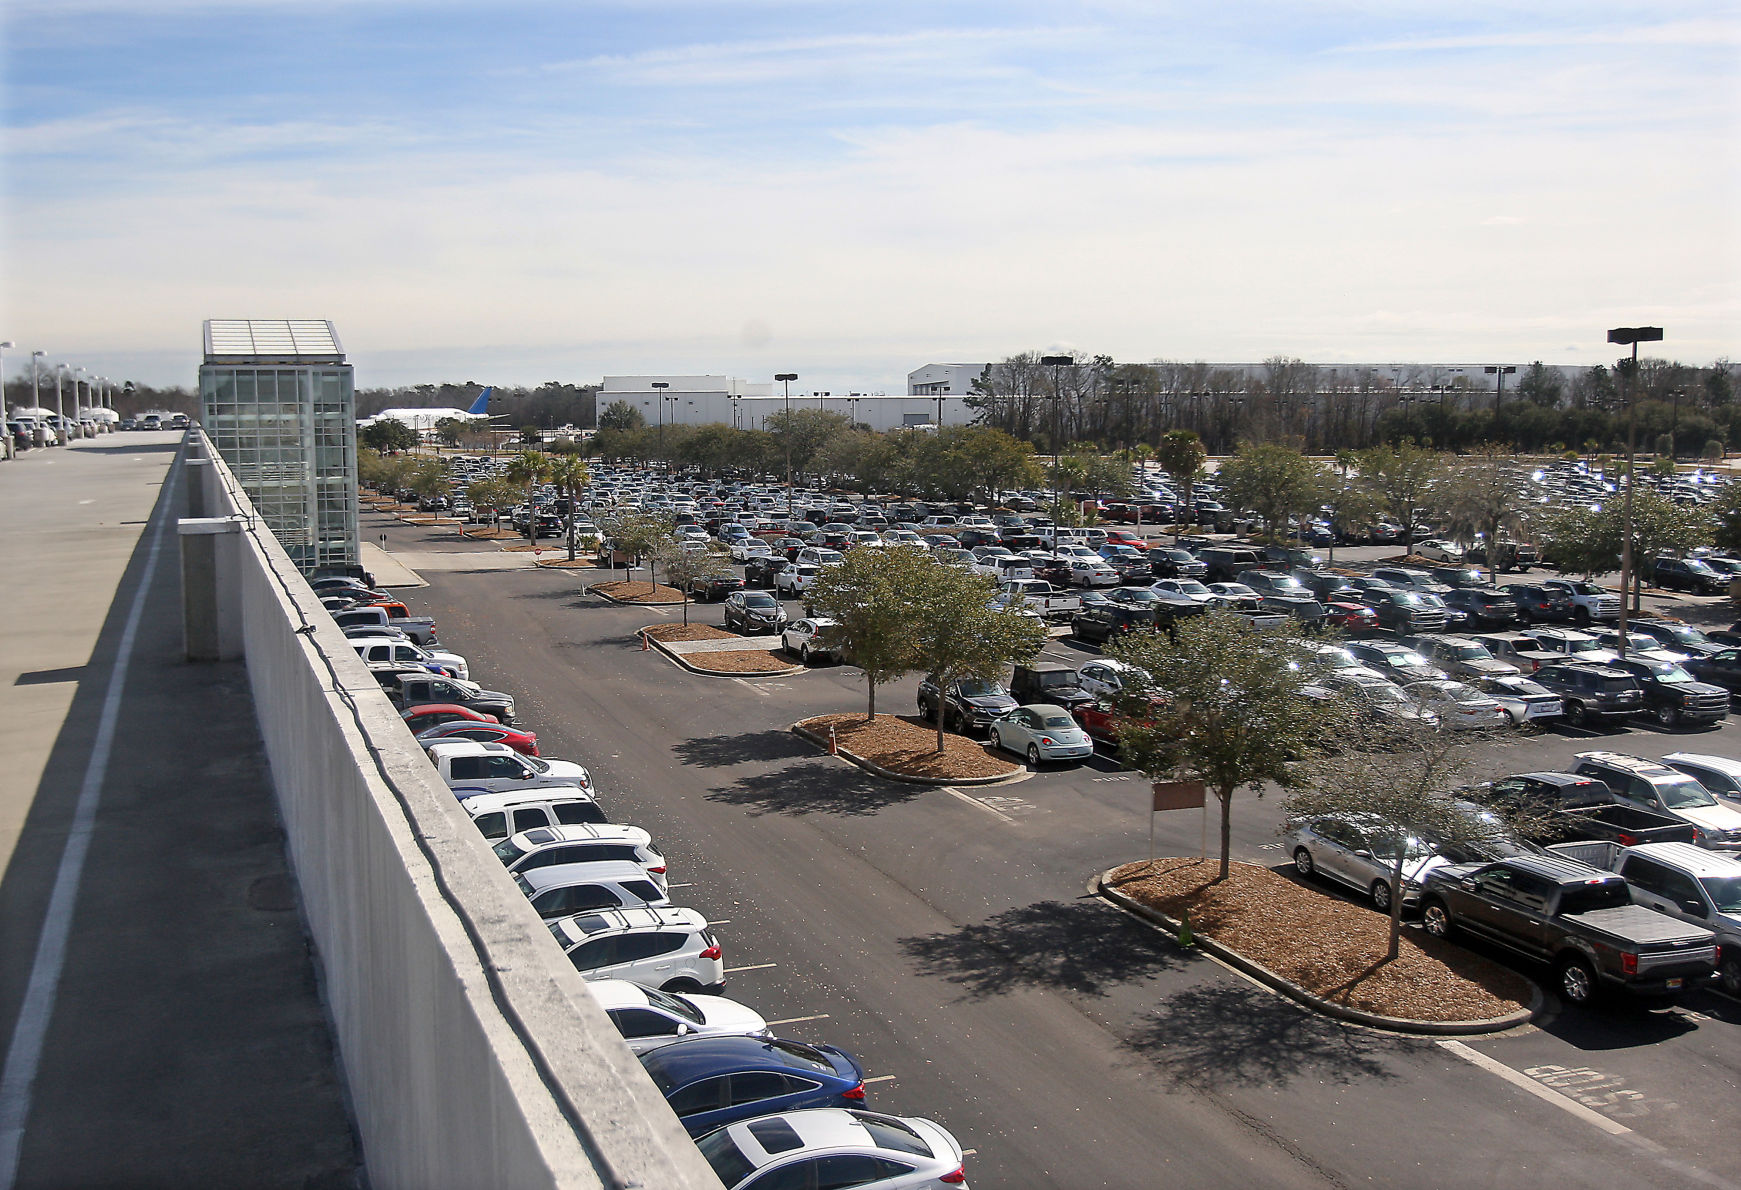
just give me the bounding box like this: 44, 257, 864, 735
551, 906, 707, 945
460, 788, 595, 812
508, 823, 647, 849
638, 1036, 839, 1086
1623, 841, 1741, 878
1499, 852, 1624, 885
1018, 703, 1075, 716
1574, 751, 1682, 777
1662, 753, 1741, 778
516, 859, 652, 891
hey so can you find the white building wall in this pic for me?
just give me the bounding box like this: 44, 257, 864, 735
600, 376, 976, 432
907, 362, 987, 397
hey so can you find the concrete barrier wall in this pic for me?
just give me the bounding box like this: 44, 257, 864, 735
192, 436, 720, 1190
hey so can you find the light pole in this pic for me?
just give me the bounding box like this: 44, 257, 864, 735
1041, 355, 1072, 506
1485, 365, 1516, 418
0, 341, 11, 417
846, 396, 860, 428
30, 349, 45, 415
664, 391, 679, 451
651, 381, 669, 470
776, 372, 797, 520
1608, 325, 1664, 655
55, 363, 69, 442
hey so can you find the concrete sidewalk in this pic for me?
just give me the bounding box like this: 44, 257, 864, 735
0, 434, 360, 1188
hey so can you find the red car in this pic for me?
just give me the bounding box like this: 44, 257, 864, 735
1323, 602, 1380, 634
400, 703, 500, 734
1073, 696, 1168, 747
1101, 530, 1147, 548
414, 721, 540, 756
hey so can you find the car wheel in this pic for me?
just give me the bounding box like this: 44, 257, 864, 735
1026, 743, 1042, 767
661, 978, 703, 995
1370, 879, 1393, 912
1292, 847, 1315, 877
1720, 951, 1741, 998
1654, 703, 1679, 728
1420, 898, 1453, 938
919, 697, 933, 721
1556, 956, 1596, 1006
1564, 700, 1588, 728
800, 644, 812, 664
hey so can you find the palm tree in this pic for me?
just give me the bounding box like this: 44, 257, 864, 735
547, 454, 591, 561
505, 449, 553, 547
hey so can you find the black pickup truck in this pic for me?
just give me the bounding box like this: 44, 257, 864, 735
1419, 853, 1718, 1005
1467, 772, 1698, 846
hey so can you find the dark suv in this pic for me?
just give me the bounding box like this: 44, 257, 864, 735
1146, 547, 1207, 579
1529, 662, 1644, 729
1502, 583, 1575, 623
1653, 556, 1728, 595
1198, 546, 1265, 583
1439, 586, 1519, 628
917, 675, 1018, 734
1009, 663, 1097, 714
1072, 601, 1158, 644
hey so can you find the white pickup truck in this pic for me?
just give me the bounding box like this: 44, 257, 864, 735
351, 638, 470, 680
426, 740, 593, 797
998, 579, 1081, 618
1547, 839, 1741, 995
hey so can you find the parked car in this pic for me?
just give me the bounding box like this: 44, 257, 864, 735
1415, 539, 1465, 564
1605, 656, 1730, 729
1466, 673, 1563, 726
1418, 853, 1718, 1004
461, 789, 611, 840
1287, 814, 1438, 911
1538, 579, 1621, 626
1071, 600, 1157, 643
917, 675, 1018, 734
687, 571, 746, 602
400, 703, 498, 734
640, 1035, 869, 1138
1365, 589, 1450, 635
548, 906, 724, 993
1624, 619, 1725, 659
515, 859, 668, 919
1653, 556, 1729, 595
775, 564, 822, 598
1009, 663, 1096, 715
1316, 671, 1440, 729
389, 674, 514, 723
695, 1108, 970, 1190
1571, 752, 1741, 850
493, 823, 666, 886
724, 590, 788, 635
1662, 753, 1741, 810
1345, 641, 1448, 684
587, 980, 770, 1056
782, 617, 841, 664
1684, 645, 1741, 696
1147, 547, 1208, 579
1401, 680, 1511, 731
743, 556, 792, 589
1502, 583, 1576, 624
990, 704, 1095, 766
1439, 587, 1519, 629
415, 721, 541, 756
1529, 662, 1643, 728
1468, 772, 1697, 846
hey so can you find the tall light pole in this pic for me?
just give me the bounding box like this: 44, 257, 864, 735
1608, 325, 1664, 656
1041, 355, 1073, 506
74, 366, 88, 437
1485, 365, 1516, 418
776, 372, 797, 520
0, 341, 12, 423
55, 363, 69, 442
651, 381, 669, 470
30, 350, 45, 415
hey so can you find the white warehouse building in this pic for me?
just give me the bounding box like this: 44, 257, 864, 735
599, 375, 978, 432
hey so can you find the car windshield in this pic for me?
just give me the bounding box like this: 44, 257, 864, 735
642, 985, 706, 1024
744, 594, 777, 608
1174, 581, 1210, 595
1567, 638, 1603, 654
1388, 651, 1429, 668
492, 838, 527, 865
1659, 777, 1719, 809
1699, 876, 1741, 914
524, 755, 550, 773
1363, 683, 1409, 705
1370, 833, 1433, 861
1568, 582, 1604, 595
957, 678, 1002, 697
1042, 714, 1076, 728
1453, 645, 1492, 661
1394, 592, 1423, 605
1665, 626, 1709, 645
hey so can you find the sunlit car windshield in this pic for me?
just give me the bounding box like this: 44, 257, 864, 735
1454, 645, 1492, 661
957, 678, 1002, 697
1659, 777, 1718, 809
1700, 876, 1741, 914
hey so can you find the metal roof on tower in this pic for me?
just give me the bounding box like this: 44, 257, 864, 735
203, 319, 346, 364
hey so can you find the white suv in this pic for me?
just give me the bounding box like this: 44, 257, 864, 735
492, 824, 667, 890
549, 906, 726, 994
514, 860, 669, 919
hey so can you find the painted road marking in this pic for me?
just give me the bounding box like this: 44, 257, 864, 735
942, 786, 1014, 824
862, 1075, 897, 1085
1522, 1063, 1673, 1120
725, 963, 779, 974
733, 678, 771, 697
1437, 1041, 1630, 1136
764, 1015, 830, 1027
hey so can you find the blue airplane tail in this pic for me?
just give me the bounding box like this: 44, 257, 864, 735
467, 387, 493, 416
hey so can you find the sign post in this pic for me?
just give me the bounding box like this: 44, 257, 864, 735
1148, 780, 1207, 866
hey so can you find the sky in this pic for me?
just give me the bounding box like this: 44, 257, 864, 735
2, 0, 1738, 393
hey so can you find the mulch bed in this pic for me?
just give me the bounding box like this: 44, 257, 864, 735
799, 713, 1021, 780
593, 580, 685, 604
462, 526, 522, 539
689, 649, 793, 673
1106, 858, 1534, 1021
642, 624, 735, 642
533, 557, 600, 568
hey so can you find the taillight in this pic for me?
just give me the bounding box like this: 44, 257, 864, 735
940, 1170, 966, 1184
700, 944, 721, 960
841, 1083, 865, 1101
649, 865, 666, 874
1621, 951, 1638, 976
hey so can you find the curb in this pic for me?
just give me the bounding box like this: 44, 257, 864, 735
1090, 867, 1541, 1036
790, 723, 1029, 787
586, 584, 688, 606
641, 630, 805, 678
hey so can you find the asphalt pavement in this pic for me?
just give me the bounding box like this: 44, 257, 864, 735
372, 508, 1741, 1190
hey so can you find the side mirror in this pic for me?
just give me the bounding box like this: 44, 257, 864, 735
1681, 899, 1706, 917
1353, 849, 1373, 859
673, 1022, 691, 1036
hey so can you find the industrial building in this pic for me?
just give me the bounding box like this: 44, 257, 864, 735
599, 375, 977, 432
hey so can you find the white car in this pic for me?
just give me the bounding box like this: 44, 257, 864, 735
1149, 578, 1217, 608
775, 564, 821, 597
352, 638, 470, 681
1416, 539, 1465, 563
1662, 754, 1741, 809
1402, 680, 1512, 730
587, 980, 770, 1056
550, 906, 725, 994
1074, 658, 1148, 698
462, 789, 610, 839
428, 740, 594, 796
492, 823, 667, 889
730, 539, 774, 563
795, 547, 845, 568
697, 1108, 971, 1190
783, 617, 841, 664
1063, 558, 1121, 588
514, 859, 669, 919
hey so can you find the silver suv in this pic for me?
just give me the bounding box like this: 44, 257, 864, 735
549, 906, 726, 994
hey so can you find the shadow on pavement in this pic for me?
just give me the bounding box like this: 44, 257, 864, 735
676, 730, 813, 768
1537, 998, 1701, 1051
899, 898, 1189, 999
705, 759, 923, 817
67, 440, 182, 455
1122, 983, 1403, 1088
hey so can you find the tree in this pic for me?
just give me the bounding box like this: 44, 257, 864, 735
1356, 441, 1443, 551
1714, 482, 1741, 554
360, 418, 418, 453
504, 449, 553, 546
465, 476, 520, 528
1107, 612, 1337, 881
547, 454, 592, 561
598, 400, 646, 431
432, 417, 466, 447
1435, 450, 1531, 582
906, 566, 1046, 753
599, 508, 674, 585
1516, 361, 1564, 409
1217, 443, 1325, 541
655, 540, 725, 626
1626, 491, 1713, 608
1320, 450, 1379, 567
1153, 430, 1206, 536
807, 546, 933, 720
1538, 502, 1619, 578
404, 457, 449, 509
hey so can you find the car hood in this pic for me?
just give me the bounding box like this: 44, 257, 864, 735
1676, 804, 1741, 834
689, 996, 771, 1035
1462, 659, 1520, 677
964, 695, 1018, 710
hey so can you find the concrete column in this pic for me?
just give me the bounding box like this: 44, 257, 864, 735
185, 458, 211, 519
179, 516, 245, 662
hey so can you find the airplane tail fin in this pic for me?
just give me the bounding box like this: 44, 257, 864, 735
467, 387, 493, 416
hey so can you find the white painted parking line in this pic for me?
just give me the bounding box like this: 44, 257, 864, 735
709, 920, 732, 926
733, 677, 772, 697
764, 1015, 830, 1027
862, 1075, 897, 1085
943, 786, 1014, 824
725, 963, 779, 974
666, 882, 693, 889
961, 1149, 977, 1157
1437, 1040, 1630, 1137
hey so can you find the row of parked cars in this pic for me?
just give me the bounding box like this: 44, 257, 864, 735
1286, 750, 1741, 1005
319, 566, 977, 1188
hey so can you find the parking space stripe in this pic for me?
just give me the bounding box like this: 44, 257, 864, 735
942, 786, 1014, 824
862, 1075, 897, 1084
725, 963, 778, 973
764, 1015, 830, 1027
1436, 1040, 1630, 1137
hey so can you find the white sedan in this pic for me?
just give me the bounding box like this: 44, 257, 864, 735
697, 1108, 971, 1190
729, 539, 774, 562
586, 980, 770, 1056
1415, 539, 1465, 563
1403, 680, 1512, 730
991, 704, 1095, 766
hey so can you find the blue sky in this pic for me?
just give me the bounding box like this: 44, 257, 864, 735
2, 0, 1737, 390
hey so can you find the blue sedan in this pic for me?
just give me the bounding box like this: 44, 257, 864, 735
639, 1035, 868, 1138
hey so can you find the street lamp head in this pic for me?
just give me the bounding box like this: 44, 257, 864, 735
650, 381, 668, 391
1607, 327, 1664, 346
0, 341, 12, 350
775, 373, 797, 382
1040, 355, 1073, 367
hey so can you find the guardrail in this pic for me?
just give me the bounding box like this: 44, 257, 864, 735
185, 432, 720, 1190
